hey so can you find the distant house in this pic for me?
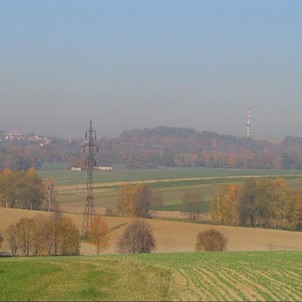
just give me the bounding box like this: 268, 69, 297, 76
71, 167, 82, 171
95, 166, 113, 171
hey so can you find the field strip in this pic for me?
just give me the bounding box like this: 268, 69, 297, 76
192, 265, 242, 301
57, 174, 302, 190
218, 267, 263, 301
237, 266, 287, 301
175, 267, 214, 301
238, 261, 302, 301
271, 270, 302, 300
199, 266, 256, 301
254, 270, 302, 301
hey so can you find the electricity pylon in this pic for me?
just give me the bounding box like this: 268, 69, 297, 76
82, 120, 98, 235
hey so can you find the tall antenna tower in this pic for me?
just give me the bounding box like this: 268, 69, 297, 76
246, 109, 251, 137
82, 120, 98, 235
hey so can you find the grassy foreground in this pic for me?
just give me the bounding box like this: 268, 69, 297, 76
1, 251, 301, 301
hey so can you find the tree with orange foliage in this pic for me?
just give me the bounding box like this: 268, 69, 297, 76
0, 169, 44, 210
117, 183, 152, 218
88, 215, 109, 255
117, 184, 136, 216
211, 184, 241, 225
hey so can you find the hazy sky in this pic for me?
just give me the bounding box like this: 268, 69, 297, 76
1, 0, 302, 139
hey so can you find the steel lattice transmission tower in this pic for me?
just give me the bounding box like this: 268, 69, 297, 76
82, 120, 98, 235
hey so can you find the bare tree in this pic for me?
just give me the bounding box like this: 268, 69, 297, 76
196, 229, 228, 252
6, 224, 19, 256
182, 190, 204, 221
117, 219, 156, 253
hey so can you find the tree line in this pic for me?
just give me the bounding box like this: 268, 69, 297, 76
6, 214, 80, 256
0, 169, 57, 211
3, 126, 302, 170
211, 177, 302, 229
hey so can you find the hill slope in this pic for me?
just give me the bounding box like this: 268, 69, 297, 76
1, 208, 302, 255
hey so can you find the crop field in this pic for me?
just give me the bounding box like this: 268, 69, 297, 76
1, 208, 302, 256
0, 251, 301, 301
38, 166, 302, 215
39, 165, 302, 186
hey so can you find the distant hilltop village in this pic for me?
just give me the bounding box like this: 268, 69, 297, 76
1, 130, 52, 147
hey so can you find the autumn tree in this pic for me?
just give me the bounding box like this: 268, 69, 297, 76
270, 177, 289, 227
196, 229, 228, 252
181, 190, 204, 221
211, 184, 241, 225
238, 178, 258, 226
88, 215, 109, 255
6, 224, 19, 256
117, 219, 156, 253
49, 216, 80, 256
6, 214, 80, 256
17, 218, 37, 256
211, 177, 301, 229
0, 169, 13, 208
117, 183, 153, 218
294, 200, 302, 227
43, 178, 57, 212
117, 184, 136, 216
57, 217, 80, 256
254, 178, 274, 227
0, 169, 44, 210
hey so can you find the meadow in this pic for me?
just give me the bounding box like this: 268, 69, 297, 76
0, 251, 301, 301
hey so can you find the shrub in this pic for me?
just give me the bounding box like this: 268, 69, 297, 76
196, 229, 228, 252
117, 219, 155, 253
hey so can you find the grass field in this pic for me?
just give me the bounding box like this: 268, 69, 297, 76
39, 165, 302, 186
0, 251, 301, 301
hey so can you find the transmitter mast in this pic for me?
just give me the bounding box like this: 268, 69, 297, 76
246, 109, 251, 137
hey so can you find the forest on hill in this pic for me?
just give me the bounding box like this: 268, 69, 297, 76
1, 126, 302, 170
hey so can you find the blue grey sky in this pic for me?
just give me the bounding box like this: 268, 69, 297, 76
0, 0, 301, 139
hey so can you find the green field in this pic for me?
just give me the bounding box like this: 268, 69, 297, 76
39, 165, 302, 186
1, 251, 301, 301
38, 165, 302, 214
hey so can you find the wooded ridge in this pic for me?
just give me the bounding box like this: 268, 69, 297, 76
1, 126, 302, 170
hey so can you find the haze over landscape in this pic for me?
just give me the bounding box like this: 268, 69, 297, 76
1, 0, 302, 139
